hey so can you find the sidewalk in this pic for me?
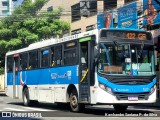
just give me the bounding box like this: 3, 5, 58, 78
0, 90, 6, 96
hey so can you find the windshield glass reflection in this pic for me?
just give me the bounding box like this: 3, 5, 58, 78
98, 43, 155, 76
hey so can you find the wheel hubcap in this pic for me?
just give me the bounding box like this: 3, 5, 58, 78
24, 94, 27, 104
71, 95, 78, 108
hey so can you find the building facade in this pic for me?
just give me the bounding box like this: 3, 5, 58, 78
40, 0, 159, 51
0, 0, 10, 19
40, 0, 137, 35
0, 0, 23, 19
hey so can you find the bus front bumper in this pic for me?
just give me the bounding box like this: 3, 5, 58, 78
96, 87, 157, 104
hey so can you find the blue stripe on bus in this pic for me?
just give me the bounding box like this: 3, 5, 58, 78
7, 65, 79, 85
97, 74, 156, 93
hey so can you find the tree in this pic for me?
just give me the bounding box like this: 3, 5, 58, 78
0, 0, 70, 74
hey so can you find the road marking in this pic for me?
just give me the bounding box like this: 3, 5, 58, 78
21, 106, 54, 111
128, 107, 160, 112
4, 108, 26, 111
3, 107, 55, 112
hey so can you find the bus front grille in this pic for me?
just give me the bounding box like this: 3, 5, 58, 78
114, 93, 149, 100
111, 79, 151, 85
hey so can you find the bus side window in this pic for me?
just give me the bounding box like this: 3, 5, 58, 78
41, 49, 49, 68
20, 53, 28, 70
64, 49, 77, 65
7, 56, 13, 72
29, 50, 39, 69
55, 45, 62, 66
51, 47, 55, 67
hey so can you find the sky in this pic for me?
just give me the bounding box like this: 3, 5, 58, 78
13, 0, 24, 7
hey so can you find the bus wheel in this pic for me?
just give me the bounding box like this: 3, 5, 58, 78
69, 91, 84, 112
113, 104, 128, 112
23, 88, 30, 106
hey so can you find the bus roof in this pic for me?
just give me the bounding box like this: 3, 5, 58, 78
6, 29, 98, 56
101, 28, 146, 32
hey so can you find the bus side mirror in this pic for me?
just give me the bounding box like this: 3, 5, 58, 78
94, 47, 99, 65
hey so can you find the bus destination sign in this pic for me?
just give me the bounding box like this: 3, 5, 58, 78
100, 30, 152, 41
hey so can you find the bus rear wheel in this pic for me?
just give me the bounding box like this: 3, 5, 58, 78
69, 91, 84, 112
23, 88, 31, 106
113, 104, 128, 112
23, 88, 39, 106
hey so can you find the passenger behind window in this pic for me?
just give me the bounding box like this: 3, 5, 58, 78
51, 51, 55, 67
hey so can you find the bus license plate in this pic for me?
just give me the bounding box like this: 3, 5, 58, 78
128, 96, 138, 101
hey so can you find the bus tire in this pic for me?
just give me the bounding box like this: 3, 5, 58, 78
113, 104, 128, 112
23, 88, 31, 106
69, 91, 84, 112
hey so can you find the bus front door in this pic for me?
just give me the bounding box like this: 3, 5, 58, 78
13, 56, 19, 98
79, 40, 94, 103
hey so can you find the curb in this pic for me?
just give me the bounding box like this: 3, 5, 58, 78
0, 91, 6, 96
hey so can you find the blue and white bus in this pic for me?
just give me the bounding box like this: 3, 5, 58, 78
5, 28, 157, 112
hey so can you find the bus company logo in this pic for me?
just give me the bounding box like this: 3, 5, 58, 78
51, 73, 58, 79
143, 88, 149, 92
114, 88, 129, 92
51, 71, 72, 80
67, 71, 71, 80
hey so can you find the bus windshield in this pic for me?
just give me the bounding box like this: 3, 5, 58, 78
98, 43, 155, 76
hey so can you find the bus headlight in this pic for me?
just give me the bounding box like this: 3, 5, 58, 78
150, 85, 156, 94
99, 83, 113, 94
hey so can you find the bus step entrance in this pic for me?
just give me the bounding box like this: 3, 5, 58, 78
79, 83, 90, 103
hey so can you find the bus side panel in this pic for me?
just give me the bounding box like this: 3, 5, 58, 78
90, 72, 98, 104
19, 65, 79, 103
5, 73, 13, 98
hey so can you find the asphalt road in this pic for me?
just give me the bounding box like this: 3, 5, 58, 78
0, 93, 160, 120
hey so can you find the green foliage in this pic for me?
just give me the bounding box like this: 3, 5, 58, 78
0, 28, 12, 40
0, 0, 70, 72
6, 38, 22, 50
0, 67, 4, 75
0, 40, 7, 49
0, 21, 3, 29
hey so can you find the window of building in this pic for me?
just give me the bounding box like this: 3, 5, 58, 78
71, 3, 81, 22
71, 29, 81, 35
2, 10, 9, 15
29, 50, 39, 69
86, 25, 95, 31
2, 1, 8, 6
41, 49, 49, 68
104, 0, 117, 10
20, 53, 28, 70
